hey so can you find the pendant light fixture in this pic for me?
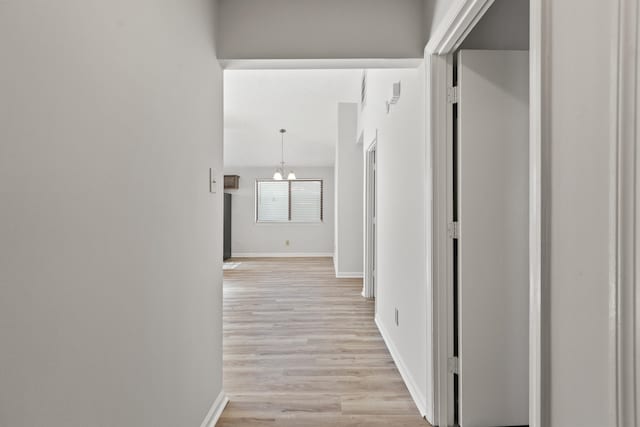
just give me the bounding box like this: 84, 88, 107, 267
273, 129, 296, 180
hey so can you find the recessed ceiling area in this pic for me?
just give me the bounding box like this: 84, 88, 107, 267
224, 69, 361, 168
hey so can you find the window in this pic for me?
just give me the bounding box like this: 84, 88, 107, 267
256, 179, 323, 223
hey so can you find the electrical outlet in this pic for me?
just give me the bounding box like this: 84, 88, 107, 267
285, 240, 290, 246
395, 308, 399, 326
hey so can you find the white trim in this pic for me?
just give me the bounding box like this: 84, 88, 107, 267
422, 59, 436, 425
424, 0, 495, 55
425, 52, 451, 427
231, 252, 333, 258
363, 135, 378, 299
612, 0, 639, 425
220, 58, 424, 70
444, 53, 457, 427
528, 1, 548, 426
335, 272, 364, 279
375, 316, 429, 421
200, 390, 229, 427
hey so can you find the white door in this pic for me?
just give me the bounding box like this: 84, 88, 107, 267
457, 49, 529, 427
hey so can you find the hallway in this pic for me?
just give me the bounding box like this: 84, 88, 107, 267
219, 257, 428, 426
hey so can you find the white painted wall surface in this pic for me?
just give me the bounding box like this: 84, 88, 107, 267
460, 0, 529, 50
223, 69, 361, 168
424, 0, 455, 39
545, 0, 615, 425
0, 1, 224, 426
359, 67, 431, 420
333, 102, 364, 277
216, 0, 427, 60
222, 167, 335, 256
335, 104, 364, 276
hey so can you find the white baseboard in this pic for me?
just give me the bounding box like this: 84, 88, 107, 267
200, 390, 229, 427
375, 316, 428, 420
335, 272, 364, 278
360, 288, 374, 298
232, 252, 333, 258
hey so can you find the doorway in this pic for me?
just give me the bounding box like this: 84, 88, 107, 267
220, 68, 428, 426
425, 1, 532, 426
364, 136, 377, 300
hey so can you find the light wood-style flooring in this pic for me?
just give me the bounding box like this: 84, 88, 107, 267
218, 257, 429, 427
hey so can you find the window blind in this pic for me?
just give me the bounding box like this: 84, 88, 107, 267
256, 181, 289, 222
291, 180, 322, 222
256, 179, 323, 223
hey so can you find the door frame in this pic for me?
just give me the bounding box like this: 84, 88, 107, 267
363, 133, 378, 300
424, 0, 542, 426
611, 0, 639, 424
426, 0, 639, 426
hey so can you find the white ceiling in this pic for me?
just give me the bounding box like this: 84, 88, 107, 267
223, 69, 361, 167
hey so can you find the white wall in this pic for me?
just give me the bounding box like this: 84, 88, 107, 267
545, 0, 615, 425
334, 103, 364, 276
460, 0, 529, 50
216, 0, 427, 60
424, 0, 454, 40
359, 67, 431, 420
0, 1, 224, 426
223, 69, 361, 168
222, 167, 335, 256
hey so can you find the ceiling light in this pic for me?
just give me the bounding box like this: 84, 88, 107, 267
273, 129, 296, 180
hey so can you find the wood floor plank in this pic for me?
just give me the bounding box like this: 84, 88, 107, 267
218, 257, 429, 427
